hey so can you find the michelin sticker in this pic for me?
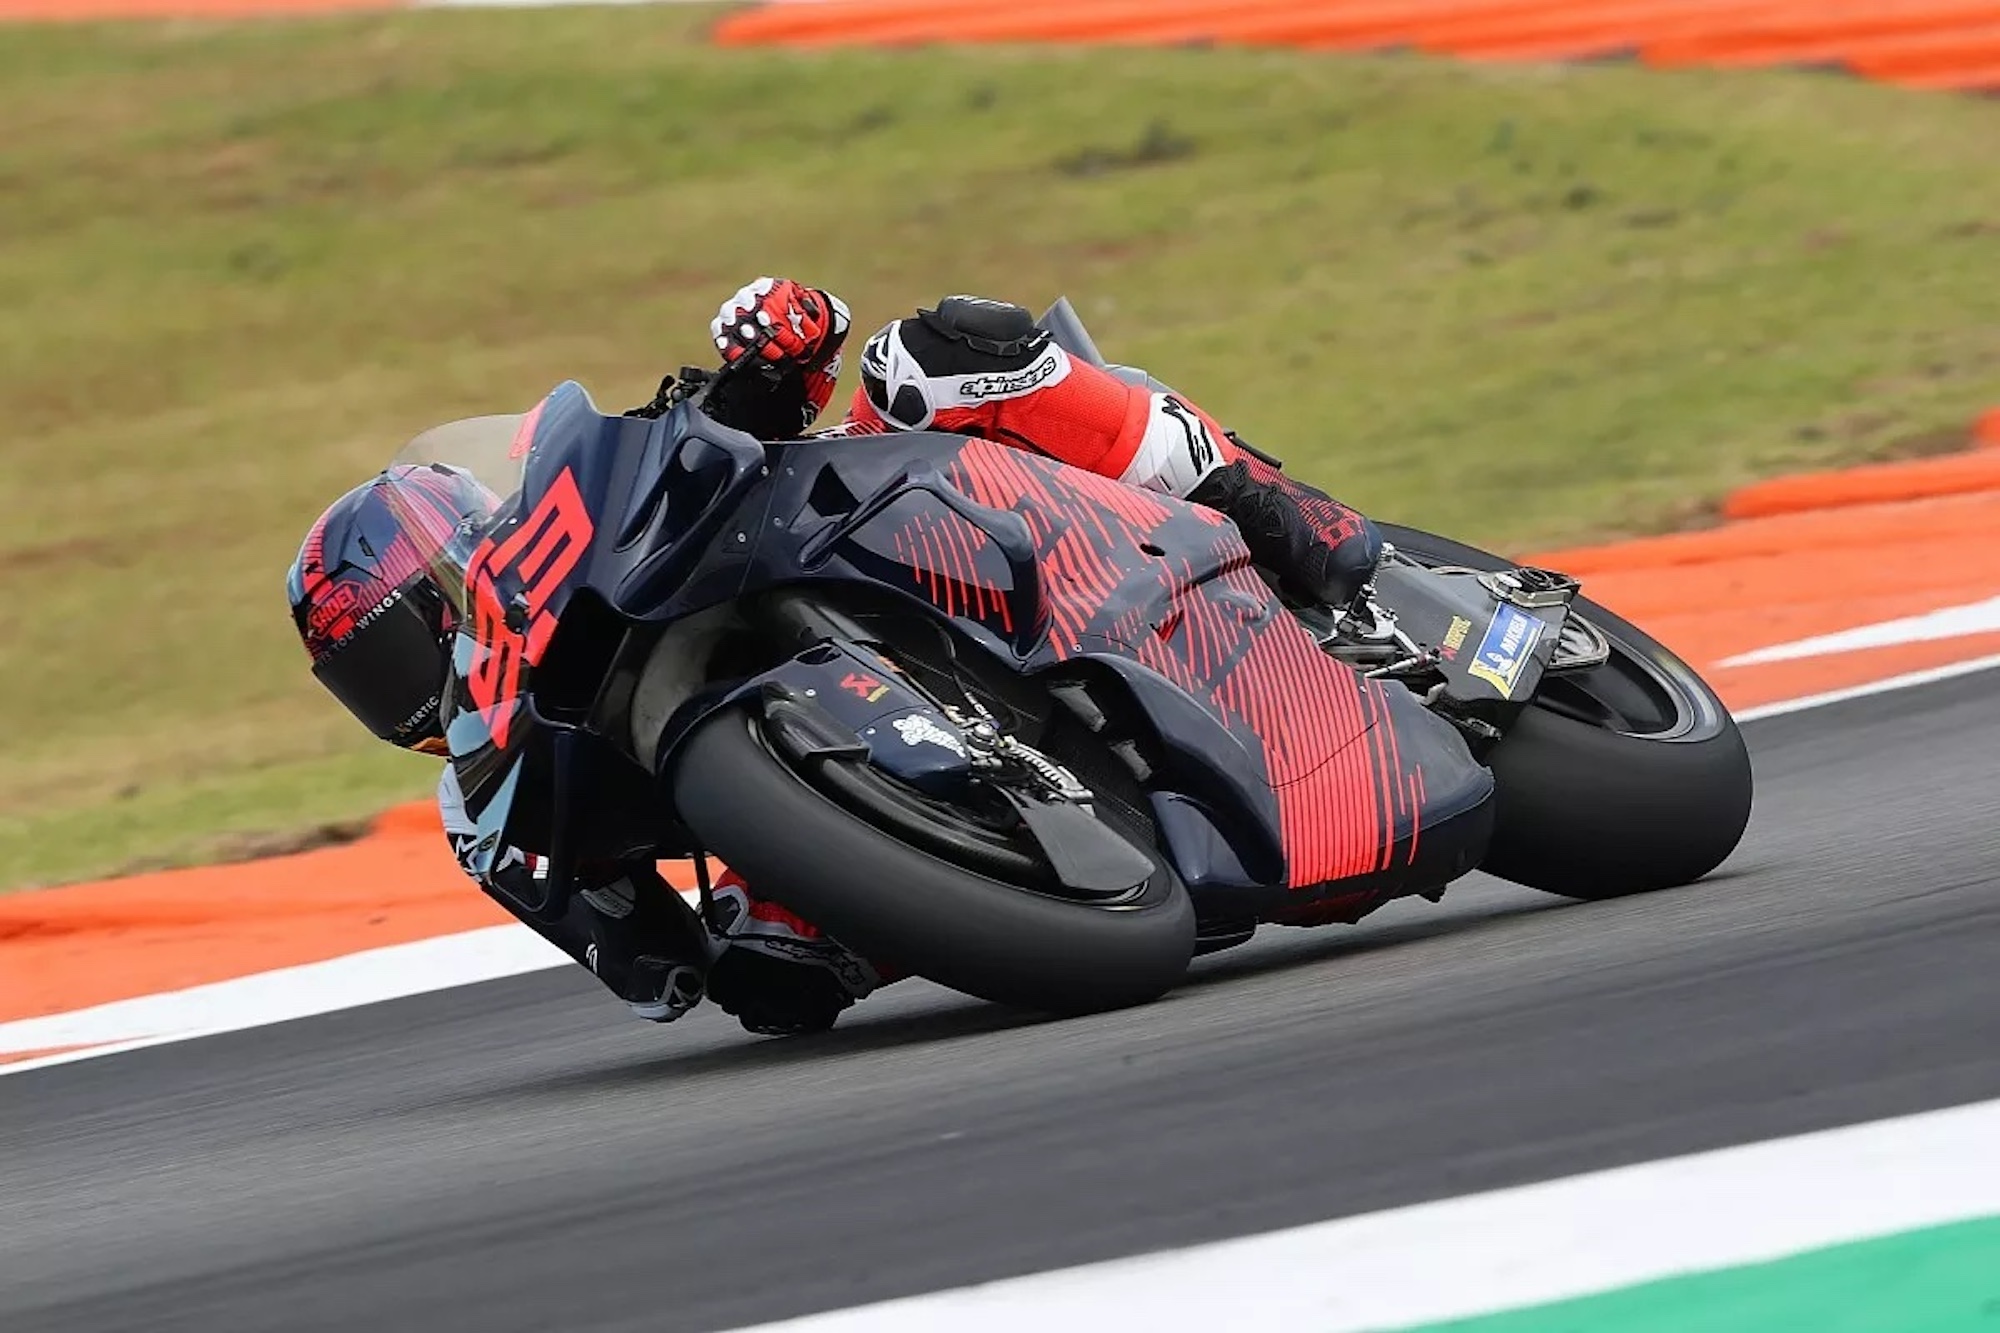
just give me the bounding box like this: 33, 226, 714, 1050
1466, 605, 1545, 699
892, 712, 966, 758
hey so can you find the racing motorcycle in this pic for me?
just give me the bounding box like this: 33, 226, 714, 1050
388, 301, 1752, 1016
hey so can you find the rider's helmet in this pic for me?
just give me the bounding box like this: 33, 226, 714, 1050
287, 464, 500, 755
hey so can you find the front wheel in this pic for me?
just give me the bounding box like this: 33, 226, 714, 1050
1377, 524, 1753, 899
670, 706, 1197, 1014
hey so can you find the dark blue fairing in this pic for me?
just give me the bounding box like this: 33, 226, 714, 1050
442, 382, 1495, 921
721, 641, 975, 799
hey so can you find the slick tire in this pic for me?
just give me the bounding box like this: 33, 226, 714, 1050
1378, 524, 1753, 899
672, 706, 1197, 1015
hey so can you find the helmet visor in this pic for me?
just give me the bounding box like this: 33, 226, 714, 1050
309, 588, 449, 746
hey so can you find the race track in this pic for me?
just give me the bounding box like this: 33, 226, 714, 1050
5, 671, 1997, 1333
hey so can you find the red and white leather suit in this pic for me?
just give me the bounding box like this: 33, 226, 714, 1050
707, 279, 1380, 607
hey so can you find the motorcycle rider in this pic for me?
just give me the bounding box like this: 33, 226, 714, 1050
288, 463, 882, 1037
288, 279, 1382, 1036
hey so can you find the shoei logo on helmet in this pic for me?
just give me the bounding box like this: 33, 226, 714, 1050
305, 580, 366, 649
305, 524, 438, 648
464, 468, 593, 747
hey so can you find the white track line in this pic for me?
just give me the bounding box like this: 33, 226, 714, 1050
1723, 596, 2000, 667
718, 1096, 2000, 1333
0, 925, 563, 1076
1732, 651, 2000, 721
5, 653, 1998, 1077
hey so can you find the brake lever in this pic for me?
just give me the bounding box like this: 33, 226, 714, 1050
645, 356, 762, 416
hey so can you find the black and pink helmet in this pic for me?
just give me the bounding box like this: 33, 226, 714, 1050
286, 464, 499, 752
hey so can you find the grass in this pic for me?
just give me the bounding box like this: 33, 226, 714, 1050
2, 8, 1998, 890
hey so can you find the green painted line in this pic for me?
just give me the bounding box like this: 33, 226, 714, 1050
1408, 1216, 2000, 1333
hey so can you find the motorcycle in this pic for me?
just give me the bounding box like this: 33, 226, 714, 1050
385, 301, 1753, 1016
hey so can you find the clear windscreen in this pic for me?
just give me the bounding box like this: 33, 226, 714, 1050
378, 412, 532, 619
392, 413, 531, 496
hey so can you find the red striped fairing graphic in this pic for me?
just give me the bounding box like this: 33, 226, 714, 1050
937, 440, 1428, 889
889, 508, 1015, 632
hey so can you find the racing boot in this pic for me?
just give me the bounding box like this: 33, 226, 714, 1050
702, 878, 888, 1036
1188, 453, 1383, 608
575, 868, 712, 1023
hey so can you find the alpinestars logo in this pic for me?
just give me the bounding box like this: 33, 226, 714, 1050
860, 330, 891, 381
958, 356, 1057, 399
1160, 396, 1219, 473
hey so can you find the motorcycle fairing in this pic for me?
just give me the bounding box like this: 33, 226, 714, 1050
761, 434, 1493, 898
435, 383, 774, 836
724, 640, 975, 799
417, 386, 1491, 914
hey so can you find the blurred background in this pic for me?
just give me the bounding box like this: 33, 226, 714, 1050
3, 1, 1997, 888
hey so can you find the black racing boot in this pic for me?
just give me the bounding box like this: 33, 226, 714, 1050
1187, 455, 1383, 607
575, 869, 712, 1023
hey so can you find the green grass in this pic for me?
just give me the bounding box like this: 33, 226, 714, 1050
3, 7, 1998, 889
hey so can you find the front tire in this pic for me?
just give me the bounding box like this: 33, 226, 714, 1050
671, 706, 1197, 1014
1377, 524, 1753, 899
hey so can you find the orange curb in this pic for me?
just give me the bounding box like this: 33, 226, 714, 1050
1656, 10, 2000, 70
1886, 59, 2000, 90
1387, 0, 1802, 61
707, 0, 2000, 91
1721, 449, 2000, 520
1710, 632, 2000, 709
4, 0, 1996, 96
11, 421, 2000, 1028
0, 1043, 109, 1066
0, 836, 506, 1020
1647, 4, 2000, 69
1977, 408, 2000, 448
0, 831, 708, 1022
370, 799, 444, 838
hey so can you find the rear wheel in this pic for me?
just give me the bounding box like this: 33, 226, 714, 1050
1377, 524, 1753, 899
671, 704, 1196, 1014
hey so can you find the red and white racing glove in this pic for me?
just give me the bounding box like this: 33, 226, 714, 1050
712, 277, 851, 371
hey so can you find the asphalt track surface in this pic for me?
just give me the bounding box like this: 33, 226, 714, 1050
6, 671, 1998, 1333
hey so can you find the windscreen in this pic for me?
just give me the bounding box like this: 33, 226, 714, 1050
378, 411, 534, 620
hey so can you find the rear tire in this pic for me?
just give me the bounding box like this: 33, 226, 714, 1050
1479, 704, 1752, 898
671, 706, 1197, 1014
1377, 524, 1753, 899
